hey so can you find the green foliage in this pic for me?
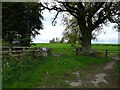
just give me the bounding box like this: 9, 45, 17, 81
2, 55, 44, 88
60, 37, 64, 43
49, 37, 64, 43
49, 38, 56, 43
2, 2, 43, 46
62, 17, 81, 45
1, 40, 12, 46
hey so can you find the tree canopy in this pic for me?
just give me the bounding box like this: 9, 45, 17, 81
2, 2, 43, 46
40, 2, 119, 54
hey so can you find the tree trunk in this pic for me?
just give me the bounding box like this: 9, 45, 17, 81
81, 30, 92, 54
77, 17, 92, 55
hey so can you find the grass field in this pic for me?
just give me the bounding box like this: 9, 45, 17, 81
92, 44, 119, 53
31, 43, 73, 55
31, 43, 72, 48
31, 43, 119, 50
31, 43, 119, 54
3, 43, 119, 88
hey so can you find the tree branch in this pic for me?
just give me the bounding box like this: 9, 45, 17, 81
52, 11, 60, 26
61, 2, 78, 18
39, 2, 68, 26
39, 2, 67, 12
93, 16, 108, 30
92, 2, 113, 30
87, 2, 105, 20
77, 2, 85, 10
61, 2, 78, 13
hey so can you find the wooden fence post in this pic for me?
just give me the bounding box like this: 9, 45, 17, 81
106, 50, 107, 59
9, 47, 12, 55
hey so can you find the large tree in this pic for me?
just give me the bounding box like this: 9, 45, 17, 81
40, 2, 119, 54
62, 16, 97, 46
2, 2, 43, 46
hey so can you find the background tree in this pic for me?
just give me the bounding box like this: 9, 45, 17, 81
60, 37, 64, 43
62, 17, 82, 46
2, 2, 43, 46
49, 40, 53, 43
55, 37, 60, 43
49, 38, 55, 43
40, 2, 119, 54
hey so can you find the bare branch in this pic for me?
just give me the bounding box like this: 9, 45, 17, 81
39, 2, 66, 12
52, 11, 60, 26
39, 2, 69, 25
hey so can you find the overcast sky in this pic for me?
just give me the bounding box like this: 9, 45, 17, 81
32, 10, 119, 44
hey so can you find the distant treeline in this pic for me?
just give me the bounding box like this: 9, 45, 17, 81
31, 43, 120, 46
92, 44, 120, 46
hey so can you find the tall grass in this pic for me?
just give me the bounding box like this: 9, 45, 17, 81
3, 54, 109, 88
3, 43, 119, 88
2, 54, 45, 88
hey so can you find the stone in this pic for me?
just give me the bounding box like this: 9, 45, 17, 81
39, 47, 48, 56
69, 80, 81, 87
73, 71, 80, 78
92, 73, 108, 86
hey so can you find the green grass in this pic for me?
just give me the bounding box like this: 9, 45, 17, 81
3, 54, 109, 88
3, 43, 119, 88
31, 43, 73, 55
92, 45, 119, 53
31, 43, 72, 49
31, 43, 119, 54
2, 54, 45, 88
92, 44, 120, 46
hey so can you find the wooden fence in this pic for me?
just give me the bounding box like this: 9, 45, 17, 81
93, 49, 119, 59
2, 46, 49, 57
73, 48, 119, 58
2, 46, 119, 59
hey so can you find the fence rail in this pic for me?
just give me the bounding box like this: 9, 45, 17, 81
2, 46, 49, 57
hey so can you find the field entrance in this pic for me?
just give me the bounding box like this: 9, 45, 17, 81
31, 43, 119, 59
